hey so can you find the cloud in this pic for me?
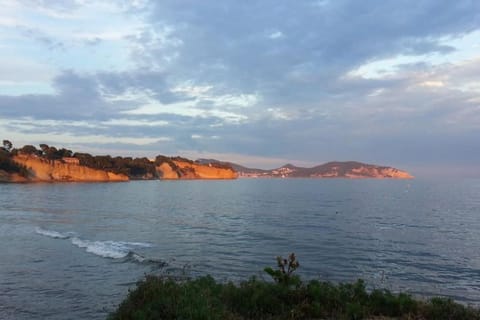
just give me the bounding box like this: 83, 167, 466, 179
1, 0, 480, 173
96, 69, 183, 104
0, 71, 112, 120
140, 1, 479, 96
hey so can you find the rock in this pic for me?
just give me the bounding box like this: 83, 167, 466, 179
12, 154, 129, 182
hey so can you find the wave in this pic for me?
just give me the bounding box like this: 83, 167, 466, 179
35, 227, 161, 265
71, 238, 153, 259
125, 251, 168, 267
35, 227, 73, 239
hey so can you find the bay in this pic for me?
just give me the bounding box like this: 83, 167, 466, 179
0, 178, 479, 319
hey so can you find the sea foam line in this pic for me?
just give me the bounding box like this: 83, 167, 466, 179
35, 227, 153, 260
71, 238, 152, 259
35, 227, 72, 239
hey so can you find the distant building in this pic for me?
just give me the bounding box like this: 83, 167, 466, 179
62, 157, 80, 165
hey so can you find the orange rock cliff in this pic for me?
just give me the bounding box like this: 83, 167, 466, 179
11, 154, 129, 182
2, 154, 238, 182
156, 159, 238, 180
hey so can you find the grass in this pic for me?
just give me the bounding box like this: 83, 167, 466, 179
108, 254, 480, 320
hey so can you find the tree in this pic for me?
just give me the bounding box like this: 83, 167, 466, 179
39, 144, 49, 155
19, 145, 39, 155
2, 140, 12, 152
44, 146, 61, 160
57, 148, 73, 158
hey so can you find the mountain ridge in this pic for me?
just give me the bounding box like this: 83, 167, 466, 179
196, 159, 414, 179
1, 141, 412, 182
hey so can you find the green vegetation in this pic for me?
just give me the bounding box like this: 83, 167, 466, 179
0, 151, 28, 176
0, 141, 28, 177
108, 254, 480, 320
74, 153, 158, 179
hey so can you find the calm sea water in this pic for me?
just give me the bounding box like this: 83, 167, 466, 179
0, 178, 479, 319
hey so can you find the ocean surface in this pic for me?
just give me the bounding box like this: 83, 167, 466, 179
0, 178, 479, 319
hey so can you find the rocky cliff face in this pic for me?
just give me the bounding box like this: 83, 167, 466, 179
0, 170, 28, 183
155, 159, 238, 180
174, 160, 238, 179
11, 154, 129, 182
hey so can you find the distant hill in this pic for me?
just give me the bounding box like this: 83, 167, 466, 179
196, 159, 413, 179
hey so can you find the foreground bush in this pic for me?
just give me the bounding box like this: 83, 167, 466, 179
108, 254, 480, 320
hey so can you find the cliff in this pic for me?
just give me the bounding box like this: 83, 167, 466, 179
155, 158, 238, 179
0, 170, 29, 183
10, 154, 129, 182
0, 152, 237, 182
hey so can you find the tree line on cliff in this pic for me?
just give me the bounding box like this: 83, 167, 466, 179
0, 140, 170, 179
0, 140, 233, 180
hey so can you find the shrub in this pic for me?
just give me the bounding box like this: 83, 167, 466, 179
108, 254, 480, 320
264, 253, 301, 286
0, 151, 29, 177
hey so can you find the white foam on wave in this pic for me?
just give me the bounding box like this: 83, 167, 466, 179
71, 238, 153, 259
35, 227, 72, 239
35, 226, 153, 260
125, 251, 167, 267
116, 241, 153, 248
128, 251, 146, 263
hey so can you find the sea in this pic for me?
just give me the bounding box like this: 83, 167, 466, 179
0, 178, 479, 319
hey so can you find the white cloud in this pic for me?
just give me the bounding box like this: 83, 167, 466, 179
0, 117, 170, 147
74, 30, 133, 41
0, 57, 56, 94
5, 118, 98, 129
172, 84, 213, 97
101, 118, 169, 127
268, 31, 284, 39
122, 99, 249, 124
348, 30, 480, 80
172, 83, 260, 108
191, 134, 220, 140
116, 83, 256, 124
0, 0, 148, 76
0, 57, 56, 83
419, 81, 445, 88
266, 108, 300, 121
367, 88, 386, 97
0, 16, 19, 27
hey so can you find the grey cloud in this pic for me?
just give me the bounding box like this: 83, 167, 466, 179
96, 70, 187, 104
3, 0, 480, 172
141, 0, 480, 103
0, 70, 194, 121
0, 71, 114, 120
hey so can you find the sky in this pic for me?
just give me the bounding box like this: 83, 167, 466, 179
0, 0, 479, 175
